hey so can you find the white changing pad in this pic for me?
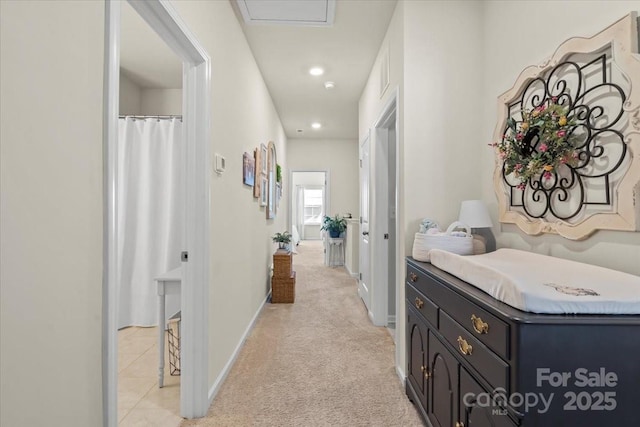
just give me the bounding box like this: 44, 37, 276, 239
429, 248, 640, 314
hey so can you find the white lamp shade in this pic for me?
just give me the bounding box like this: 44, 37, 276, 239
459, 200, 493, 228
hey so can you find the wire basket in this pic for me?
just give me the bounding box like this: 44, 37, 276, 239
167, 311, 181, 376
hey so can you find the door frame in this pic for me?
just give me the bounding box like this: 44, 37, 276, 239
103, 0, 211, 424
288, 170, 330, 239
367, 90, 400, 329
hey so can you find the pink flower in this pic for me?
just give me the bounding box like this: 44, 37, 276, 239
515, 163, 523, 172
539, 143, 548, 152
551, 96, 558, 103
543, 171, 553, 180
517, 183, 526, 191
557, 130, 566, 138
516, 133, 524, 141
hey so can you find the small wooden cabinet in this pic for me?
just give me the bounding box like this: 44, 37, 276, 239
405, 257, 640, 427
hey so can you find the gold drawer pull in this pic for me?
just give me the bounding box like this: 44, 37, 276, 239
456, 422, 465, 427
414, 297, 424, 309
424, 368, 431, 380
457, 336, 473, 356
471, 314, 489, 334
409, 272, 418, 282
420, 365, 426, 372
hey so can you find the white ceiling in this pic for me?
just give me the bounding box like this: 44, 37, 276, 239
119, 0, 397, 140
235, 0, 397, 139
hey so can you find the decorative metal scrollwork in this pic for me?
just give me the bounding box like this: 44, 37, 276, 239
493, 13, 640, 240
502, 53, 629, 221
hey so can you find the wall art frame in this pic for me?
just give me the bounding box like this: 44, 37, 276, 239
242, 152, 255, 187
493, 13, 640, 240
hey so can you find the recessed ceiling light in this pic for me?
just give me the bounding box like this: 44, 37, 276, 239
297, 129, 304, 133
311, 122, 322, 129
324, 81, 335, 89
309, 67, 324, 76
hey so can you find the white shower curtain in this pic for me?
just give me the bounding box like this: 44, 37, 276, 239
117, 117, 183, 328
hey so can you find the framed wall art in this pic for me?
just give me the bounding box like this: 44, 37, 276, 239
260, 176, 268, 207
242, 152, 255, 186
253, 148, 261, 198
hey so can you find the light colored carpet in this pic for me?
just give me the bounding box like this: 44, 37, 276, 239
182, 240, 423, 427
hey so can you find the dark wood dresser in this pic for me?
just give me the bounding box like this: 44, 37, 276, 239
405, 257, 640, 427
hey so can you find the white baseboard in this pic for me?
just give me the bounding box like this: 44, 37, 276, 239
396, 365, 406, 386
345, 264, 359, 278
208, 291, 271, 404
387, 314, 396, 325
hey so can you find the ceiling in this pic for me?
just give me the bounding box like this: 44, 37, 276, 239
235, 0, 397, 139
119, 0, 397, 140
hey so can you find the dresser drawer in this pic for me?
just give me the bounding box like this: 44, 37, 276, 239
432, 278, 510, 360
406, 284, 438, 327
440, 311, 509, 392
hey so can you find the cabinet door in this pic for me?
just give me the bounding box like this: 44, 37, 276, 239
407, 309, 428, 407
428, 332, 459, 427
459, 367, 517, 427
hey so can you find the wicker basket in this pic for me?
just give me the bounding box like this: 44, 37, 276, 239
272, 271, 296, 303
273, 249, 292, 278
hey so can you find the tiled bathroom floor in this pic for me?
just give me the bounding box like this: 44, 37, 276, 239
118, 326, 182, 426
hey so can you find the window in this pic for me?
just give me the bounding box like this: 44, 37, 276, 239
303, 188, 323, 224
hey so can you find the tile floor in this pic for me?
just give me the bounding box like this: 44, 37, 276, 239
118, 326, 182, 426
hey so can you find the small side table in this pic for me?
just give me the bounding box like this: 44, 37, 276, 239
327, 237, 345, 267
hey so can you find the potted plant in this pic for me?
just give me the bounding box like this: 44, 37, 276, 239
272, 231, 292, 249
321, 215, 347, 238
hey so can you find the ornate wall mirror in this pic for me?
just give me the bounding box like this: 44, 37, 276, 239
492, 13, 640, 240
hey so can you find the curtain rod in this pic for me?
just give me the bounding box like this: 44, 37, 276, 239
119, 115, 182, 120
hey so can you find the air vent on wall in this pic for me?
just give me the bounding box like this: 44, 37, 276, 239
236, 0, 335, 27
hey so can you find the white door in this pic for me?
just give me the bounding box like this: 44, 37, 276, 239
359, 134, 372, 313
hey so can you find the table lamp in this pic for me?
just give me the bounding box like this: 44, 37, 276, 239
458, 200, 496, 253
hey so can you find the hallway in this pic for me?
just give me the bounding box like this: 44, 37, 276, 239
182, 240, 422, 426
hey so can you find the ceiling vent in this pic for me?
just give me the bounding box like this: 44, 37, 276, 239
236, 0, 335, 27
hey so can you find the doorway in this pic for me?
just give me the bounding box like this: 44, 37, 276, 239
104, 1, 211, 425
289, 171, 329, 247
116, 1, 184, 423
359, 93, 399, 332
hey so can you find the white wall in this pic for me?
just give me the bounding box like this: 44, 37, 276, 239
119, 72, 182, 116
359, 0, 485, 378
170, 0, 287, 388
1, 0, 287, 423
287, 138, 359, 221
359, 0, 640, 383
481, 1, 640, 275
0, 1, 104, 426
140, 88, 182, 115
120, 71, 142, 114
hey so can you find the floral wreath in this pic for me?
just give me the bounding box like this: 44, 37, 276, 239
492, 98, 579, 190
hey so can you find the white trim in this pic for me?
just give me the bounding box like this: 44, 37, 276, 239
387, 315, 396, 325
392, 92, 403, 384
396, 366, 406, 385
345, 264, 358, 278
368, 90, 399, 327
104, 0, 211, 423
102, 2, 120, 426
208, 292, 271, 403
